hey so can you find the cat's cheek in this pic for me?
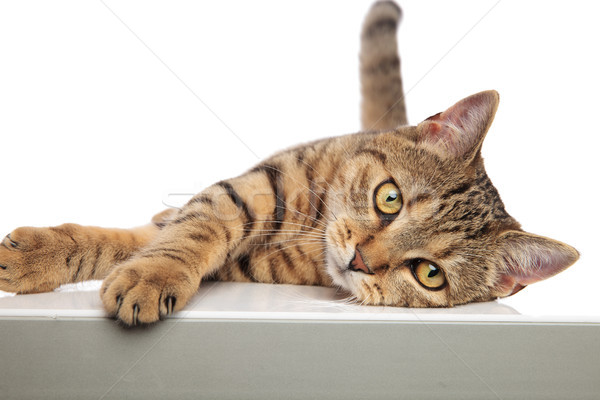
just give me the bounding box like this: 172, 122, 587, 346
324, 251, 352, 290
387, 270, 451, 307
324, 224, 355, 265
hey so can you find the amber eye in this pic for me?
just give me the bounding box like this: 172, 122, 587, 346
374, 181, 403, 215
411, 260, 446, 290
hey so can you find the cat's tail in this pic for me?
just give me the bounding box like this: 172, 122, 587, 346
360, 0, 407, 130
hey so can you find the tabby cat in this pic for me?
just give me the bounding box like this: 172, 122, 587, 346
0, 1, 579, 325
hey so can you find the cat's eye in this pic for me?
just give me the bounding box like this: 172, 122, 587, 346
374, 181, 403, 215
411, 260, 446, 290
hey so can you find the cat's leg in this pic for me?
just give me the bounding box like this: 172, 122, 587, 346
0, 209, 177, 293
100, 176, 279, 326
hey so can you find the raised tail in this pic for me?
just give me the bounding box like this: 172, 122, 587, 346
360, 1, 407, 130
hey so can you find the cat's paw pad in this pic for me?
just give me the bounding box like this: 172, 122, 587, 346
101, 259, 198, 326
0, 227, 72, 293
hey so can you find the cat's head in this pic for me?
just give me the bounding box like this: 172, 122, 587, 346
325, 90, 579, 307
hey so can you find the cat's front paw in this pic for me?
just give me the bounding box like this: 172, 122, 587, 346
101, 258, 199, 326
0, 227, 74, 293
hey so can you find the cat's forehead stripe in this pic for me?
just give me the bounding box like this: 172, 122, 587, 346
354, 148, 387, 164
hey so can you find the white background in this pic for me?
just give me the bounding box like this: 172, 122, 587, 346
0, 1, 598, 315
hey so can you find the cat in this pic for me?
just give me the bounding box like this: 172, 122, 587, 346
0, 1, 579, 326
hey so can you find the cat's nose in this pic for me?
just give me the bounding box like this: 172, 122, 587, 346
348, 248, 373, 274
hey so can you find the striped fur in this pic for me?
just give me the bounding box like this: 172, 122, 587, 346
0, 2, 578, 325
360, 0, 407, 130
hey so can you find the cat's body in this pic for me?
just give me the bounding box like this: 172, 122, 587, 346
0, 1, 578, 325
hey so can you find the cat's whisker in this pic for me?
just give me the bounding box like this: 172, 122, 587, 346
246, 229, 326, 236
348, 295, 360, 306
248, 233, 326, 242
245, 229, 326, 238
332, 288, 360, 307
223, 225, 326, 240
284, 245, 327, 266
359, 293, 372, 307
258, 164, 337, 222
251, 241, 327, 267
252, 239, 326, 248
249, 231, 326, 242
231, 220, 327, 234
232, 220, 325, 231
293, 156, 341, 198
337, 297, 358, 307
252, 238, 325, 247
301, 192, 335, 225
288, 208, 329, 230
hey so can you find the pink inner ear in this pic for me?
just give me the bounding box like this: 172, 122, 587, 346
496, 231, 579, 296
504, 251, 572, 286
497, 232, 579, 297
418, 90, 499, 158
423, 121, 443, 140
496, 275, 527, 297
420, 118, 471, 158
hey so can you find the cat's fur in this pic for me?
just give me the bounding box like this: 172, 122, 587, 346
0, 1, 578, 325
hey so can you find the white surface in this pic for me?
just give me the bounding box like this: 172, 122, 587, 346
0, 2, 598, 318
0, 281, 598, 324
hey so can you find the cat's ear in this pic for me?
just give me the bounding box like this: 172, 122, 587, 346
416, 90, 499, 160
493, 231, 579, 297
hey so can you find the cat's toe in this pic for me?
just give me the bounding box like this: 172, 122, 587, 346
132, 304, 140, 326
101, 268, 138, 319
0, 258, 12, 291
2, 233, 18, 249
0, 227, 75, 293
119, 283, 161, 325
0, 232, 24, 292
164, 296, 176, 316
101, 260, 196, 326
112, 286, 167, 325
